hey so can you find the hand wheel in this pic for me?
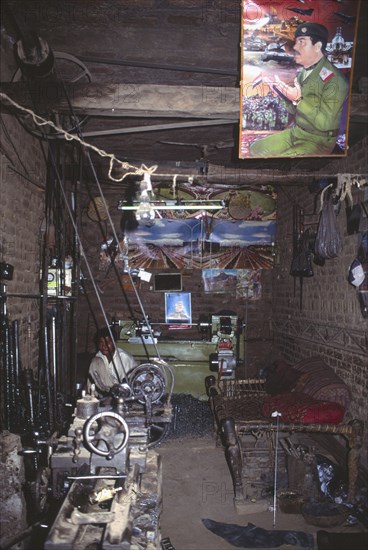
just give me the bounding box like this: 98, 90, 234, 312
83, 411, 129, 458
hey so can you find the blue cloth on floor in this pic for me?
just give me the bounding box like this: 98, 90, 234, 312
202, 519, 314, 548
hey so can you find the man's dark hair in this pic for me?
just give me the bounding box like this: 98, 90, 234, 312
94, 327, 115, 347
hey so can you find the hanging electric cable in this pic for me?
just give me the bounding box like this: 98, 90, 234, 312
54, 64, 163, 360
34, 57, 173, 395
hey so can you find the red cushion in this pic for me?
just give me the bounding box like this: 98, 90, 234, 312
261, 392, 345, 424
264, 361, 303, 396
292, 356, 350, 409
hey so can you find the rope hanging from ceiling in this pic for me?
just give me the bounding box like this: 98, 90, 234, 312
0, 92, 157, 182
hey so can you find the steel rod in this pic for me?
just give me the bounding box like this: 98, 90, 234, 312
3, 323, 11, 430
43, 326, 53, 430
7, 322, 16, 428
51, 316, 57, 426
77, 55, 238, 76
68, 475, 127, 480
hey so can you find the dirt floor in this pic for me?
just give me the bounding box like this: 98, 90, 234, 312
156, 396, 367, 550
158, 432, 367, 550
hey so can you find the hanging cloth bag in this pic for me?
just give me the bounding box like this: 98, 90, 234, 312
290, 230, 314, 278
315, 197, 343, 259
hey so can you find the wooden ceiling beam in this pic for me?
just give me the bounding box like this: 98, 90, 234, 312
2, 82, 366, 122
0, 82, 239, 119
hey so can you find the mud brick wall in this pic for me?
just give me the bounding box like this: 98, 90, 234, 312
271, 137, 368, 468
1, 36, 47, 378
0, 133, 46, 376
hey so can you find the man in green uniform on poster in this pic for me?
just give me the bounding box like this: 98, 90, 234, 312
249, 22, 349, 157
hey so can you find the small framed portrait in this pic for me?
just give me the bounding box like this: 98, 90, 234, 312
165, 292, 192, 324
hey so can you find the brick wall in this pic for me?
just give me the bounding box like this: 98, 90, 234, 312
0, 44, 47, 533
271, 136, 368, 466
0, 126, 46, 375
1, 33, 47, 377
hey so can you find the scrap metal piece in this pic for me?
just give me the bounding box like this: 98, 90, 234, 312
67, 508, 116, 525
89, 486, 123, 504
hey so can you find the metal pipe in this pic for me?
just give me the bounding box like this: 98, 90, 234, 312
7, 322, 17, 428
3, 322, 11, 430
77, 55, 238, 76
82, 119, 237, 138
24, 369, 35, 430
51, 316, 57, 424
272, 411, 282, 527
12, 319, 21, 430
43, 326, 53, 430
67, 475, 127, 480
6, 293, 76, 299
12, 320, 20, 387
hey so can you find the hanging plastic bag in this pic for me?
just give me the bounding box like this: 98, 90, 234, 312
315, 197, 343, 259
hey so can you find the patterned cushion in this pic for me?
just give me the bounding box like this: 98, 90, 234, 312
264, 360, 303, 395
262, 393, 345, 424
292, 356, 350, 409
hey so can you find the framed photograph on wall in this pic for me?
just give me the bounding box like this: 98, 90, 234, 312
165, 292, 192, 324
239, 0, 361, 159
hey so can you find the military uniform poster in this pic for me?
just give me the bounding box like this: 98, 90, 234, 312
239, 0, 361, 159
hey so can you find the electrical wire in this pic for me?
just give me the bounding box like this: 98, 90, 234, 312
16, 78, 129, 389
54, 65, 162, 360
0, 116, 45, 190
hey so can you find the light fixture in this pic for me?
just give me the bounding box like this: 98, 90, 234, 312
134, 173, 156, 226
118, 199, 226, 212
135, 194, 156, 225
119, 174, 227, 223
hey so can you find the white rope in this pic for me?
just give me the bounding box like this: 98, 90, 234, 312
319, 173, 367, 212
0, 92, 157, 182
0, 93, 217, 187
172, 174, 178, 198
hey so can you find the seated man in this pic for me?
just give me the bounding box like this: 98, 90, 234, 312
87, 327, 137, 398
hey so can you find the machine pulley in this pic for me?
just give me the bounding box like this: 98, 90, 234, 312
128, 363, 167, 404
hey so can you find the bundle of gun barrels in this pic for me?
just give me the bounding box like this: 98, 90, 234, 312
1, 319, 26, 432
1, 319, 55, 435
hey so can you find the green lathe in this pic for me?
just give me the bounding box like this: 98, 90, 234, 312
117, 316, 243, 399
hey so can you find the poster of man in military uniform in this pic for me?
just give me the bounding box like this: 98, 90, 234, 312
239, 0, 361, 159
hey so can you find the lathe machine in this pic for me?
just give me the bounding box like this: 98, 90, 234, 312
117, 314, 243, 398
34, 361, 173, 549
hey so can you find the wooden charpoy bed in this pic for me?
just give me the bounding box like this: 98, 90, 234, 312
205, 359, 364, 508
